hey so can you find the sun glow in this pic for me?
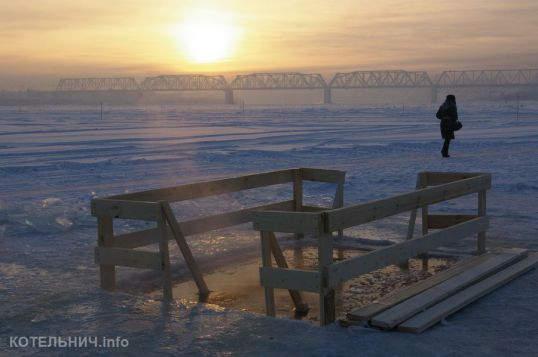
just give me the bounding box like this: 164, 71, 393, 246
173, 8, 241, 64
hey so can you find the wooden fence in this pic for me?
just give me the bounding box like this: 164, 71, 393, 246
252, 171, 491, 325
91, 168, 345, 300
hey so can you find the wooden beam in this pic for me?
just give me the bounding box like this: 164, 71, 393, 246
252, 211, 322, 234
259, 267, 320, 293
108, 200, 295, 249
180, 200, 295, 236
111, 169, 295, 202
370, 248, 528, 329
477, 190, 487, 254
424, 172, 486, 186
97, 216, 115, 290
301, 168, 346, 183
347, 253, 492, 321
319, 232, 335, 325
327, 217, 490, 287
91, 199, 160, 221
293, 169, 304, 240
427, 214, 477, 229
260, 231, 276, 316
162, 203, 209, 297
398, 253, 538, 333
326, 174, 491, 231
268, 232, 309, 312
157, 209, 173, 300
95, 247, 162, 270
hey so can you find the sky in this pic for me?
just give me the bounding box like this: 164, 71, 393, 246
1, 0, 537, 89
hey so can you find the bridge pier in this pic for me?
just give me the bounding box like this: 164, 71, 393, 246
431, 86, 438, 104
323, 87, 332, 104
224, 88, 234, 104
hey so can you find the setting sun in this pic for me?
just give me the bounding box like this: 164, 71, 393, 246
173, 8, 241, 64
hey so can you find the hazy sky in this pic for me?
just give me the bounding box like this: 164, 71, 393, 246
1, 0, 537, 89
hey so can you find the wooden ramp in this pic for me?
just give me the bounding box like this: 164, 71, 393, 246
342, 249, 537, 333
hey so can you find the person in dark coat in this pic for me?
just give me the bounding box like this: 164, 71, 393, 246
436, 94, 458, 157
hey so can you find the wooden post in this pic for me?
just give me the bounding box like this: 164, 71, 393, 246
319, 215, 335, 325
268, 232, 309, 313
401, 175, 421, 270
97, 216, 116, 290
332, 179, 345, 240
419, 174, 429, 271
477, 190, 487, 255
161, 203, 209, 298
157, 205, 173, 300
293, 169, 304, 240
261, 231, 276, 317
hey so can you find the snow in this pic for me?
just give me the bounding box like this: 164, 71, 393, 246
0, 103, 537, 355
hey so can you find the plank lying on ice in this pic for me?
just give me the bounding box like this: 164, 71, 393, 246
370, 248, 528, 329
398, 253, 538, 334
347, 253, 491, 321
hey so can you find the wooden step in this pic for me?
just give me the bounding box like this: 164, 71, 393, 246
347, 253, 492, 321
370, 248, 528, 329
398, 253, 538, 333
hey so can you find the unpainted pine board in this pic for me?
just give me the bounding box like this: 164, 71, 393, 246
347, 253, 492, 321
328, 217, 489, 287
427, 214, 477, 229
398, 253, 538, 333
91, 199, 161, 221
326, 174, 491, 231
424, 172, 487, 186
162, 203, 209, 296
94, 247, 162, 270
110, 169, 295, 202
252, 211, 322, 234
268, 232, 309, 312
301, 168, 346, 183
370, 249, 528, 329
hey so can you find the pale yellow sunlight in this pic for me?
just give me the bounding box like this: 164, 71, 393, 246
171, 8, 241, 64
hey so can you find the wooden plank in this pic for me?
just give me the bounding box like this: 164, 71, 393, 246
94, 247, 162, 270
293, 170, 304, 240
162, 203, 209, 296
180, 200, 295, 236
424, 172, 487, 186
301, 205, 328, 212
319, 232, 335, 325
370, 249, 528, 329
347, 253, 492, 321
427, 214, 477, 229
110, 169, 295, 202
328, 217, 489, 287
477, 190, 487, 254
91, 199, 160, 221
259, 267, 320, 293
326, 175, 491, 231
97, 216, 115, 290
268, 232, 309, 312
156, 211, 173, 300
252, 211, 322, 234
260, 231, 276, 316
108, 200, 295, 249
301, 168, 346, 183
398, 253, 538, 333
108, 228, 161, 249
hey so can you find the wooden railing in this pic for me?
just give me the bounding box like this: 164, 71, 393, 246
252, 171, 491, 325
91, 168, 345, 300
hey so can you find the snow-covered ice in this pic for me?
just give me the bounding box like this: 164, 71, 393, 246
0, 103, 537, 355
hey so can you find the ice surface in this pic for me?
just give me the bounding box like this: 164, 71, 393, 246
0, 103, 537, 355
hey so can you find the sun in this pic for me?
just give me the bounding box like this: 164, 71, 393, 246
173, 9, 241, 64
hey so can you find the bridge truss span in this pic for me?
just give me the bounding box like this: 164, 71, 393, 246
140, 74, 229, 91
231, 72, 327, 90
56, 77, 139, 91
436, 69, 538, 87
329, 70, 433, 89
